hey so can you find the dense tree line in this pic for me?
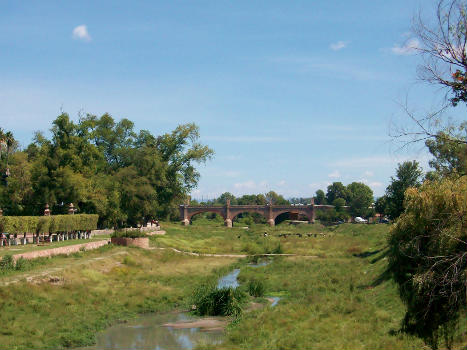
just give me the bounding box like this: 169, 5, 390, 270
313, 181, 374, 222
0, 113, 213, 228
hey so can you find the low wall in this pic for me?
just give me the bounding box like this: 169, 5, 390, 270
110, 237, 149, 248
13, 240, 110, 261
92, 226, 161, 236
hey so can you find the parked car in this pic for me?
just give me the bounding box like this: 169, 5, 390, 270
354, 217, 368, 223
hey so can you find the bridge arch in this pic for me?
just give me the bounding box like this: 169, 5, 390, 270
230, 210, 268, 226
272, 210, 313, 224
187, 210, 226, 223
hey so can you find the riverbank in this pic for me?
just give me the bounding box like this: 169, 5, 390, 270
0, 222, 465, 349
0, 244, 239, 349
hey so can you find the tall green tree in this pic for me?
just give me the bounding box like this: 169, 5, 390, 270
314, 189, 326, 205
346, 182, 373, 217
325, 182, 348, 204
385, 161, 423, 220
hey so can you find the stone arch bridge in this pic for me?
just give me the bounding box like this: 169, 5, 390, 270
179, 200, 335, 227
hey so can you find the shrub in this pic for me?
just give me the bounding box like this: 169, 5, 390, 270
247, 278, 265, 297
15, 257, 29, 271
0, 255, 14, 271
191, 283, 246, 317
111, 229, 148, 238
0, 214, 98, 234
272, 243, 283, 254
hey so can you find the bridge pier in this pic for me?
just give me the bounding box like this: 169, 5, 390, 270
267, 219, 275, 227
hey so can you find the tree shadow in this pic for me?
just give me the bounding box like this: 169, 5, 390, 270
352, 248, 383, 258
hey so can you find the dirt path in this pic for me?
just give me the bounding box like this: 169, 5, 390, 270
152, 246, 318, 258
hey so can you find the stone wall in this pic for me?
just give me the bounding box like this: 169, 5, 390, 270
13, 240, 109, 261
110, 237, 149, 248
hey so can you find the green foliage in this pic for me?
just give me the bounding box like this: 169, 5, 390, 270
388, 176, 467, 349
246, 278, 265, 297
326, 182, 348, 204
191, 283, 246, 317
314, 189, 326, 204
385, 161, 423, 220
0, 254, 14, 271
0, 214, 98, 233
375, 195, 388, 216
112, 229, 148, 238
0, 113, 213, 227
346, 182, 373, 218
425, 123, 467, 177
332, 197, 346, 211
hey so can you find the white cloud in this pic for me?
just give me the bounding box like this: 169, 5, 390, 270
328, 170, 340, 178
369, 181, 383, 188
391, 38, 420, 55
277, 180, 286, 186
363, 170, 374, 177
72, 25, 91, 41
330, 41, 348, 51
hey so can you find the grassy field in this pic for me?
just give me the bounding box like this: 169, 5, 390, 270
0, 220, 464, 349
0, 244, 238, 349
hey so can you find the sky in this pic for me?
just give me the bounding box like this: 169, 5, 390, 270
1, 1, 465, 199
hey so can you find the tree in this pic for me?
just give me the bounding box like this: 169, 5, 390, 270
264, 191, 289, 205
374, 195, 388, 218
425, 123, 467, 176
217, 192, 237, 205
325, 182, 348, 204
20, 113, 213, 226
346, 182, 373, 217
385, 161, 423, 220
332, 197, 346, 211
392, 0, 467, 149
388, 176, 467, 349
314, 189, 326, 205
414, 0, 467, 107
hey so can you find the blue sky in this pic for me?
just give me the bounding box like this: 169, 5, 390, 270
1, 1, 465, 199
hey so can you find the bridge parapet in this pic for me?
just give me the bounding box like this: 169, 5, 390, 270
179, 202, 335, 227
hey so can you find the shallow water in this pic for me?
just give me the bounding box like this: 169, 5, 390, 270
216, 268, 240, 289
79, 261, 275, 350
269, 296, 281, 307
78, 313, 223, 350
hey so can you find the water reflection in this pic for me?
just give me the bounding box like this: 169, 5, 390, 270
78, 313, 223, 350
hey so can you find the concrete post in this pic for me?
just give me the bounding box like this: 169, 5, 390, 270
181, 205, 190, 225
44, 203, 50, 216
267, 203, 275, 226
224, 200, 232, 227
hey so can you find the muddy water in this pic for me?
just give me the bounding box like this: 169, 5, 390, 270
78, 312, 223, 350
79, 260, 276, 350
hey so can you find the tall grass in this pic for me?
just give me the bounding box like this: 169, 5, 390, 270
191, 283, 246, 317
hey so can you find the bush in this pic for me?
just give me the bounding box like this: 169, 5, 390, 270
247, 278, 265, 297
388, 176, 467, 349
272, 243, 283, 254
191, 283, 246, 317
15, 257, 29, 271
111, 229, 148, 238
0, 255, 14, 271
